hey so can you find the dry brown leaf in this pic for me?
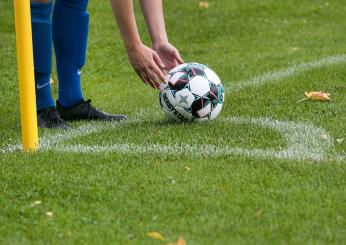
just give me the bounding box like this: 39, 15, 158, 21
176, 236, 186, 245
147, 231, 165, 241
199, 1, 209, 8
166, 235, 186, 245
301, 91, 331, 101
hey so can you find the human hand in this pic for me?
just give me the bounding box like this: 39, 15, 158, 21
127, 43, 166, 89
153, 42, 184, 73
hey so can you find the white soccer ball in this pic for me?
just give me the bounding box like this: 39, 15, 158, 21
159, 63, 225, 122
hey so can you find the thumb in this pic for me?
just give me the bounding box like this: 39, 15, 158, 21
173, 50, 184, 64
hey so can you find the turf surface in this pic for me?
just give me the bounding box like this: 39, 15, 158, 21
0, 0, 345, 244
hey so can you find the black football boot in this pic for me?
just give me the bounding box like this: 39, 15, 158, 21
37, 107, 70, 129
56, 99, 128, 121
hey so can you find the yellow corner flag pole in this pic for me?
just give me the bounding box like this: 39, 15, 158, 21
14, 0, 39, 152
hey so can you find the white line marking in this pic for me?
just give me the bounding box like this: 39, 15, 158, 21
221, 117, 333, 161
1, 113, 343, 162
227, 54, 346, 91
26, 116, 333, 162
1, 110, 148, 153
1, 123, 110, 153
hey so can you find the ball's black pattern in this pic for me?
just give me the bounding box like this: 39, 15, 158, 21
160, 63, 224, 122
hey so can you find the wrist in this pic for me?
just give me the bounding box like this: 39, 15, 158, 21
152, 37, 169, 49
125, 39, 142, 52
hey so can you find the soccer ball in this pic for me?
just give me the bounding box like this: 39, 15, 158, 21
159, 62, 225, 122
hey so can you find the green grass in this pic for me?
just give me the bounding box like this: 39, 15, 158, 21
1, 0, 346, 244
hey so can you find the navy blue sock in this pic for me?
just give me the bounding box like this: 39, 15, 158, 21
53, 0, 89, 107
31, 1, 55, 111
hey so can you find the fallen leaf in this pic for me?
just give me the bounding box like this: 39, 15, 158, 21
305, 91, 331, 100
299, 91, 331, 102
176, 236, 186, 245
199, 1, 209, 8
147, 231, 164, 241
46, 211, 53, 218
185, 166, 191, 171
166, 236, 186, 245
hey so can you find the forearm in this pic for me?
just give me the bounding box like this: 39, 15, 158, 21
109, 0, 141, 50
139, 0, 168, 46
